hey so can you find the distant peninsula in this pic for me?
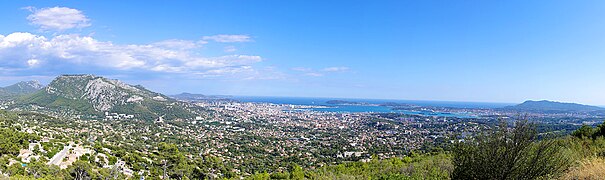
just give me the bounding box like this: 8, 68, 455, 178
503, 100, 604, 113
325, 100, 369, 105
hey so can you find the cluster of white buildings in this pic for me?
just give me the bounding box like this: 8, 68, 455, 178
104, 112, 134, 120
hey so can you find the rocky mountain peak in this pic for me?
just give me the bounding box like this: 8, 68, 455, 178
1, 80, 44, 95
45, 74, 159, 111
20, 74, 195, 120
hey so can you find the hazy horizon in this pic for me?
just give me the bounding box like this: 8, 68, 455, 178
1, 76, 598, 106
0, 75, 601, 106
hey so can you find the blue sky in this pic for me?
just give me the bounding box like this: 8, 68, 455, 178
1, 1, 605, 105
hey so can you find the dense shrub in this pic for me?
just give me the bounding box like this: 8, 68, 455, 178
247, 153, 453, 179
452, 119, 573, 180
0, 128, 40, 156
572, 125, 596, 139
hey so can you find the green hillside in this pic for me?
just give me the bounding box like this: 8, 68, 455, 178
18, 75, 196, 120
0, 81, 43, 100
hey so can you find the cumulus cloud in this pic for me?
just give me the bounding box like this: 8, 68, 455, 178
0, 32, 265, 78
26, 7, 91, 31
202, 34, 252, 43
0, 7, 280, 81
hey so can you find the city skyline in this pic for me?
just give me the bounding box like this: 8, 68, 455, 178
1, 1, 605, 105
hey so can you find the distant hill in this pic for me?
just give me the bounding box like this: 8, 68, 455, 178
503, 100, 604, 113
0, 81, 44, 100
18, 74, 196, 120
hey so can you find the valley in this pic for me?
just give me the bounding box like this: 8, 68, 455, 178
0, 75, 602, 179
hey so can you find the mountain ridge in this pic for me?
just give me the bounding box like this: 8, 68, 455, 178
503, 100, 604, 113
0, 80, 44, 100
18, 74, 196, 120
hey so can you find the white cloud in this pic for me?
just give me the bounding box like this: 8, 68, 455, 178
305, 72, 324, 77
195, 66, 253, 78
184, 55, 262, 69
1, 7, 275, 80
150, 64, 184, 73
0, 32, 265, 78
224, 45, 237, 52
151, 39, 203, 50
27, 59, 40, 67
26, 7, 91, 31
322, 66, 350, 72
192, 66, 285, 80
202, 34, 252, 43
291, 66, 350, 77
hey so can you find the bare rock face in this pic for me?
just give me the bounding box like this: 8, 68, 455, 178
42, 75, 167, 111
1, 80, 44, 94
84, 78, 128, 111
21, 74, 195, 120
15, 80, 44, 90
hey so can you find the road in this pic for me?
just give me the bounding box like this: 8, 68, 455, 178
47, 145, 70, 166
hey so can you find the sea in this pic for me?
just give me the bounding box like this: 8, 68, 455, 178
232, 96, 514, 118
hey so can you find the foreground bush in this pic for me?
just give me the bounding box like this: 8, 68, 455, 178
452, 119, 573, 180
247, 153, 453, 180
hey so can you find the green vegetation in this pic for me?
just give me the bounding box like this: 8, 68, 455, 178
22, 92, 97, 115
0, 128, 39, 156
245, 153, 451, 179
452, 120, 572, 179
571, 122, 605, 140
242, 120, 605, 180
7, 106, 605, 179
17, 75, 198, 121
0, 81, 42, 100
